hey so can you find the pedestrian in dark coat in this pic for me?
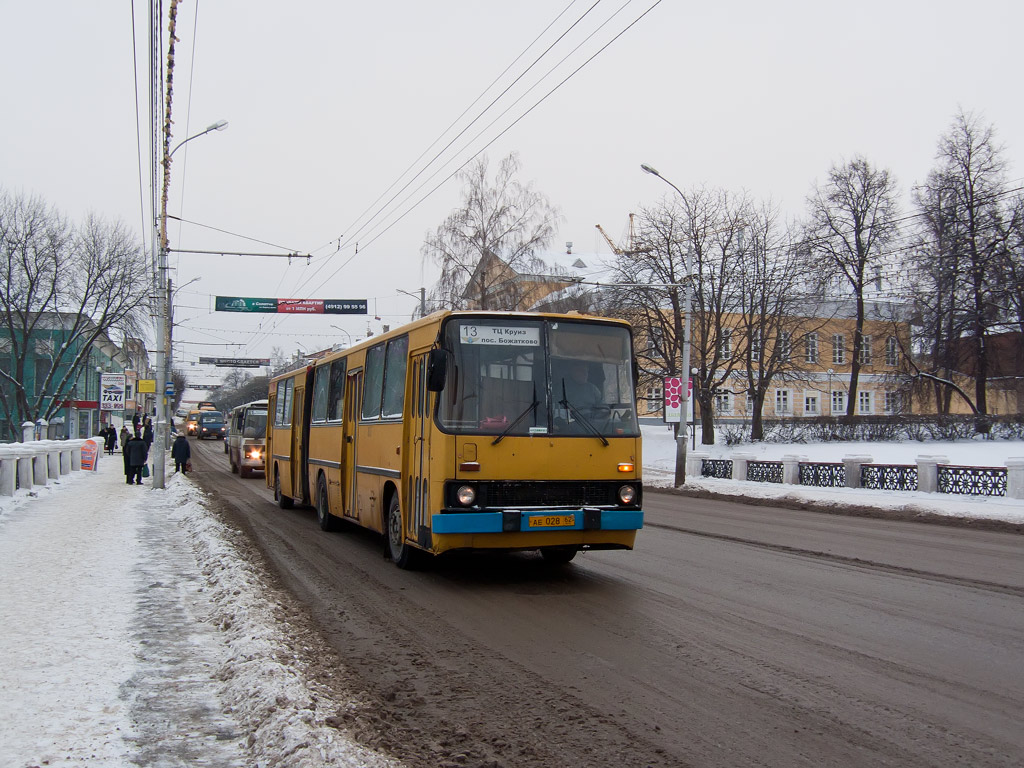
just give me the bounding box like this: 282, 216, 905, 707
124, 432, 149, 485
142, 417, 154, 450
103, 426, 117, 455
171, 433, 191, 473
120, 425, 130, 452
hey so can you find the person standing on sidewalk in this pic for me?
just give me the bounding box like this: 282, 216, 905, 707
171, 432, 191, 474
124, 431, 149, 485
120, 425, 130, 452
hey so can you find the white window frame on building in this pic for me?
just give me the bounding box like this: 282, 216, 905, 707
804, 392, 819, 416
647, 383, 663, 413
719, 328, 732, 360
750, 329, 762, 357
832, 334, 845, 365
804, 332, 818, 364
858, 390, 874, 414
778, 331, 792, 361
885, 336, 898, 367
745, 392, 755, 415
831, 390, 846, 415
858, 335, 873, 365
775, 388, 791, 415
884, 390, 902, 414
714, 390, 733, 416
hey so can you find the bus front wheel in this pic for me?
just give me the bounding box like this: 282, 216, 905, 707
386, 495, 420, 569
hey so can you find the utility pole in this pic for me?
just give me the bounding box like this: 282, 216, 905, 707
150, 0, 167, 488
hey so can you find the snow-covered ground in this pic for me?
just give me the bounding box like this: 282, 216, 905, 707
0, 443, 399, 768
643, 424, 1024, 524
1, 429, 1021, 767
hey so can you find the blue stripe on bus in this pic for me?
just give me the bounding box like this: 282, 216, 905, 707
430, 509, 643, 535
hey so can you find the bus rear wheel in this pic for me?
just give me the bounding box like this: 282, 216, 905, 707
274, 469, 293, 509
541, 546, 578, 565
386, 495, 420, 569
316, 476, 336, 532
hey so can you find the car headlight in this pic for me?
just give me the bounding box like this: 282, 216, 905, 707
456, 485, 476, 506
618, 484, 636, 505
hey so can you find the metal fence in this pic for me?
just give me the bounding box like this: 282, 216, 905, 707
937, 465, 1007, 497
747, 460, 784, 484
798, 462, 845, 488
861, 464, 918, 492
701, 458, 733, 479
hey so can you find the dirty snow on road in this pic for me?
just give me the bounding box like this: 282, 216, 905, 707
0, 445, 400, 768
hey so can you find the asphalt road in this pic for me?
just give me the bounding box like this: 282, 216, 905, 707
188, 437, 1024, 768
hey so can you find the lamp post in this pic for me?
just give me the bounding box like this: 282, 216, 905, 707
329, 325, 353, 348
152, 120, 228, 489
827, 368, 834, 416
641, 163, 692, 487
95, 365, 104, 435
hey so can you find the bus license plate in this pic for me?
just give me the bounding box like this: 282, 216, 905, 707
528, 514, 575, 528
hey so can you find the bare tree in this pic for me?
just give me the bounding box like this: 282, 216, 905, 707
423, 153, 561, 310
608, 188, 748, 445
736, 204, 819, 440
806, 156, 900, 418
909, 112, 1013, 414
0, 189, 149, 435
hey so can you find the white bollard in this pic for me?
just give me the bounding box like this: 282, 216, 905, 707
1006, 458, 1024, 500
687, 451, 710, 478
731, 453, 754, 482
916, 456, 949, 494
842, 455, 873, 489
0, 448, 16, 496
782, 455, 805, 485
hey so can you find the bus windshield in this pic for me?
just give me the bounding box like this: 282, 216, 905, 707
243, 409, 267, 438
437, 318, 640, 438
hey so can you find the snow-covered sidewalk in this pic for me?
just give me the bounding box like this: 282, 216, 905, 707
0, 444, 399, 768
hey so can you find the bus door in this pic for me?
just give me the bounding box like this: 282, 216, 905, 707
291, 378, 307, 504
342, 369, 361, 521
408, 354, 431, 548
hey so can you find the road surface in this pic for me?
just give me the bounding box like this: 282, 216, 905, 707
187, 436, 1024, 767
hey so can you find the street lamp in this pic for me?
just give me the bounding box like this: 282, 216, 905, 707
641, 163, 692, 487
397, 287, 428, 318
169, 120, 228, 158
329, 325, 353, 347
95, 365, 104, 435
827, 368, 834, 416
152, 120, 229, 490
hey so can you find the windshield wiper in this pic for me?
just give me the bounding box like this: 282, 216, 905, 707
560, 381, 609, 446
492, 389, 539, 445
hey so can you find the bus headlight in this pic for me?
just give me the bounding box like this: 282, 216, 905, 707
618, 484, 637, 505
248, 448, 261, 460
456, 485, 476, 506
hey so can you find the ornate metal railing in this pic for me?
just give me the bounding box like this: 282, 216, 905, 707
799, 462, 845, 488
937, 465, 1007, 497
861, 464, 918, 492
701, 458, 733, 479
747, 460, 784, 484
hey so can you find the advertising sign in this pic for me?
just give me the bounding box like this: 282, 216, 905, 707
137, 379, 156, 393
216, 296, 367, 315
80, 438, 100, 471
197, 357, 270, 368
100, 373, 126, 411
663, 376, 693, 424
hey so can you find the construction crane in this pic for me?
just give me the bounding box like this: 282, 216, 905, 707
595, 213, 638, 256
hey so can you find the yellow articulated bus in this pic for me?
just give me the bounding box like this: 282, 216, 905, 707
266, 310, 643, 568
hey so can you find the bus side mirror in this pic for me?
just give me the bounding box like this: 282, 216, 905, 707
427, 349, 447, 392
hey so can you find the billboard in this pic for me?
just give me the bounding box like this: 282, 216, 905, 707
100, 373, 126, 411
215, 297, 367, 314
663, 376, 693, 424
197, 357, 270, 368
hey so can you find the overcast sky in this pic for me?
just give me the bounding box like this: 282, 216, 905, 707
2, 1, 1022, 391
